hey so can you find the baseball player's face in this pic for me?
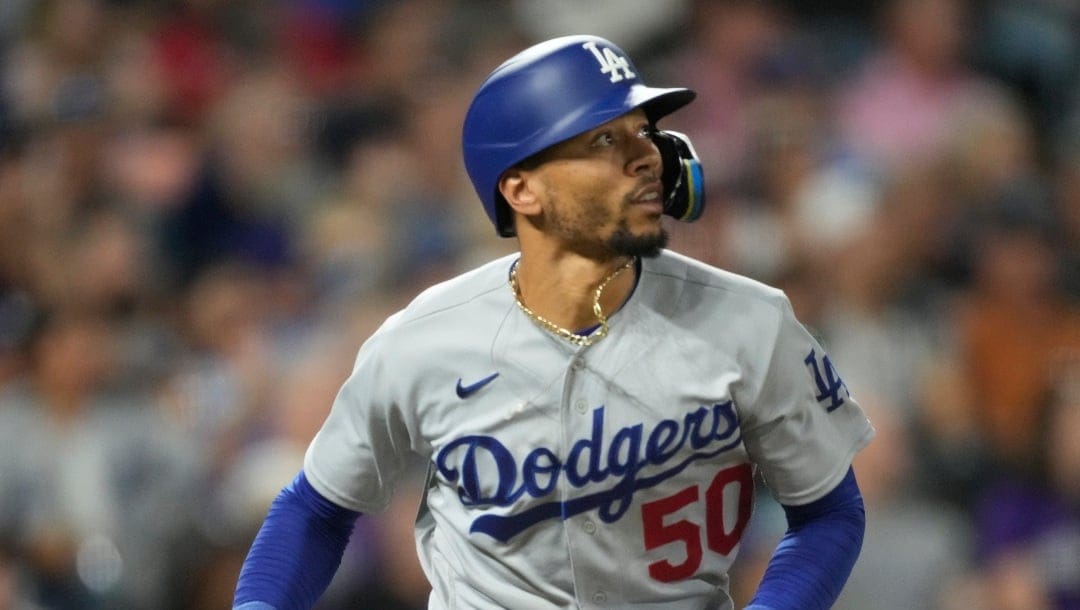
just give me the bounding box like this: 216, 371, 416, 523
530, 109, 667, 258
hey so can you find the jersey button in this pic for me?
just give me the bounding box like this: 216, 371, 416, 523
582, 520, 596, 534
574, 399, 588, 413
572, 357, 585, 371
592, 591, 607, 604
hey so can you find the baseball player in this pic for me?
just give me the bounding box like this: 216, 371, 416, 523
234, 35, 874, 610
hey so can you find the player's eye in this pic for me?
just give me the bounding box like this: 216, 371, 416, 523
590, 132, 616, 148
638, 124, 657, 139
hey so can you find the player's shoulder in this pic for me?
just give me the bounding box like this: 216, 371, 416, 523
377, 254, 516, 334
646, 249, 790, 312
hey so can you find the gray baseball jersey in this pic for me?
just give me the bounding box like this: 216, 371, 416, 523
304, 249, 875, 609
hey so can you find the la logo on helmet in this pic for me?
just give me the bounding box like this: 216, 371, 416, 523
582, 41, 636, 83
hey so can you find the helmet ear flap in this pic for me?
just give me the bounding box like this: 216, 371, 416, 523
652, 130, 706, 223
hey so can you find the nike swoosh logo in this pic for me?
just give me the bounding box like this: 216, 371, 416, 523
456, 372, 500, 398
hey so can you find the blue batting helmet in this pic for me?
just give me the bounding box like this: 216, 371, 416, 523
462, 35, 697, 237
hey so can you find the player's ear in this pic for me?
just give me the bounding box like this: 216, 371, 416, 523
498, 169, 543, 219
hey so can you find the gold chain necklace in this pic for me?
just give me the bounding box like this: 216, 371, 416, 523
509, 257, 636, 347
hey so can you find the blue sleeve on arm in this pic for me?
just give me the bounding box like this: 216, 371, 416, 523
233, 470, 361, 610
745, 467, 865, 610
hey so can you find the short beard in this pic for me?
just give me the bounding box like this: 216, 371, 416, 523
607, 222, 669, 258
541, 187, 669, 259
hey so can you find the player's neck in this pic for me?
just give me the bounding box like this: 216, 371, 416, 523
512, 250, 637, 333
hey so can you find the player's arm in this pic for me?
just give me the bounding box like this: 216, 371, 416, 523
737, 291, 874, 609
743, 466, 865, 610
233, 470, 361, 610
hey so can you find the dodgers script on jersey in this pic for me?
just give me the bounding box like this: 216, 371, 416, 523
304, 250, 875, 609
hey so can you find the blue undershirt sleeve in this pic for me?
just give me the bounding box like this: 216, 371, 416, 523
744, 467, 865, 610
233, 470, 361, 610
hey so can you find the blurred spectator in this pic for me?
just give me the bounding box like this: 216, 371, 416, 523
773, 0, 882, 78
1055, 131, 1080, 300
661, 0, 826, 275
968, 360, 1080, 609
0, 538, 38, 610
940, 85, 1043, 237
159, 68, 316, 288
509, 0, 690, 54
301, 133, 402, 305
2, 0, 110, 127
151, 0, 241, 127
834, 402, 973, 610
0, 311, 199, 609
217, 332, 355, 537
952, 213, 1080, 468
159, 263, 278, 483
971, 0, 1080, 153
660, 0, 803, 194
836, 0, 1005, 174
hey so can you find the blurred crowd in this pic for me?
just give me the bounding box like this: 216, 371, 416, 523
0, 0, 1076, 608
